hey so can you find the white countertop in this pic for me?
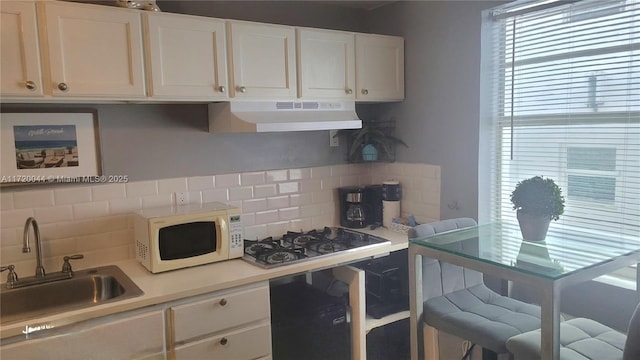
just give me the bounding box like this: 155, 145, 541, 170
0, 227, 408, 339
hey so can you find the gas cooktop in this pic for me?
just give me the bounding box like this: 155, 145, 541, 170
243, 227, 390, 269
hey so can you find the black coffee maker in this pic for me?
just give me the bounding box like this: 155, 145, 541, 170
338, 186, 383, 228
338, 187, 366, 228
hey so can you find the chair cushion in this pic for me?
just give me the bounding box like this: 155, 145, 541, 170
506, 318, 625, 360
424, 283, 542, 353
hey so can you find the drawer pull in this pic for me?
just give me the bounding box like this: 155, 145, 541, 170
58, 82, 69, 91
220, 337, 228, 346
219, 298, 227, 306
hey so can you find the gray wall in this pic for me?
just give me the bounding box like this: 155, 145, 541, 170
365, 1, 494, 221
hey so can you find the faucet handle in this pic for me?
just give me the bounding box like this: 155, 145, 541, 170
62, 254, 84, 274
1, 265, 19, 287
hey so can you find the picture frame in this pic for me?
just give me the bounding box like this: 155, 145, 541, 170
0, 111, 101, 185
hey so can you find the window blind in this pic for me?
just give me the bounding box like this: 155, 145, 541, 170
479, 0, 639, 268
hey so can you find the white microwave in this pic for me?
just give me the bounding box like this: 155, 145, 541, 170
134, 202, 243, 273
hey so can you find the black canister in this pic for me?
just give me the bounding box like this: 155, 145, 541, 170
382, 180, 402, 201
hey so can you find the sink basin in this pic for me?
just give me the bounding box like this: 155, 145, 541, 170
0, 265, 144, 325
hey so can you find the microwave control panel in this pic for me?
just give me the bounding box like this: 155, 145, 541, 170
228, 214, 244, 258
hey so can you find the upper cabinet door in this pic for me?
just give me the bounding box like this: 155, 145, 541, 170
144, 13, 228, 100
40, 1, 145, 98
297, 28, 355, 100
228, 21, 296, 100
355, 34, 404, 101
1, 1, 43, 97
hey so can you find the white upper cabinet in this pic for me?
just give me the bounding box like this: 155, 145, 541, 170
355, 34, 404, 101
1, 1, 43, 97
228, 21, 297, 100
39, 1, 146, 98
297, 28, 355, 100
144, 12, 228, 100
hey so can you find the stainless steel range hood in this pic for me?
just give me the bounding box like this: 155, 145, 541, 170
208, 101, 362, 133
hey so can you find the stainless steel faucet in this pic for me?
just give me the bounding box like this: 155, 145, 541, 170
23, 217, 45, 278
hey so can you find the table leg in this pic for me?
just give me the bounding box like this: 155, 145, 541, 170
409, 248, 424, 360
540, 282, 561, 360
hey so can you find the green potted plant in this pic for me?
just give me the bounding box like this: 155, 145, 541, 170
510, 175, 565, 241
335, 121, 408, 162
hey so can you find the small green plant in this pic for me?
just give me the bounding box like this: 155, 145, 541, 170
335, 121, 407, 162
511, 176, 565, 221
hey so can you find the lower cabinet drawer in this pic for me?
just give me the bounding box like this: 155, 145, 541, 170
170, 283, 269, 343
173, 322, 271, 360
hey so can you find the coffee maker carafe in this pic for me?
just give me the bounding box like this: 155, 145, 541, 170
338, 187, 366, 228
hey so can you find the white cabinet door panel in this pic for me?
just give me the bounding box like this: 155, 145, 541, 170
298, 28, 355, 100
41, 1, 145, 97
144, 13, 228, 99
355, 34, 404, 101
173, 322, 271, 360
0, 311, 165, 359
1, 1, 43, 97
170, 283, 270, 343
229, 21, 296, 99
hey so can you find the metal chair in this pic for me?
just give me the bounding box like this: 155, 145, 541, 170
409, 218, 543, 360
507, 301, 640, 360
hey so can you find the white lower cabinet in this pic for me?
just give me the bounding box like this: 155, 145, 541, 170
173, 323, 271, 360
0, 310, 165, 360
168, 281, 272, 360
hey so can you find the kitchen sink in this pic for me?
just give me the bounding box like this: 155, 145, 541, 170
0, 265, 144, 325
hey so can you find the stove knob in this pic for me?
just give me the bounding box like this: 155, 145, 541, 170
219, 298, 227, 306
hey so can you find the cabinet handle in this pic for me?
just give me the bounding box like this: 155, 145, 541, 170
361, 88, 369, 95
237, 86, 247, 93
219, 298, 227, 306
346, 88, 353, 94
220, 337, 228, 345
25, 81, 37, 91
218, 85, 226, 93
58, 83, 69, 91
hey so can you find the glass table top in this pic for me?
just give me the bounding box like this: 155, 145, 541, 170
409, 222, 640, 280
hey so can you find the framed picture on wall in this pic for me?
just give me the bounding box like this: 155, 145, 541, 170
0, 111, 101, 185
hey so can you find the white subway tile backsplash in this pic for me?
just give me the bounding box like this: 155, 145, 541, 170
311, 166, 331, 178
241, 172, 265, 186
254, 184, 277, 198
1, 192, 13, 210
0, 163, 440, 270
279, 207, 300, 221
289, 193, 312, 206
278, 182, 299, 194
126, 180, 158, 197
187, 176, 215, 191
202, 188, 228, 203
142, 193, 173, 209
242, 198, 267, 213
241, 213, 256, 226
266, 170, 288, 182
72, 201, 109, 220
109, 197, 143, 215
0, 228, 19, 246
289, 168, 311, 180
54, 186, 92, 205
216, 173, 241, 188
92, 183, 126, 201
267, 196, 289, 209
229, 187, 253, 201
157, 177, 188, 194
255, 210, 278, 225
300, 179, 322, 193
13, 189, 55, 209
1, 208, 34, 228
34, 205, 74, 224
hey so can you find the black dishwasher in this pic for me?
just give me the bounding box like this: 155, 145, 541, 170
270, 281, 350, 360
